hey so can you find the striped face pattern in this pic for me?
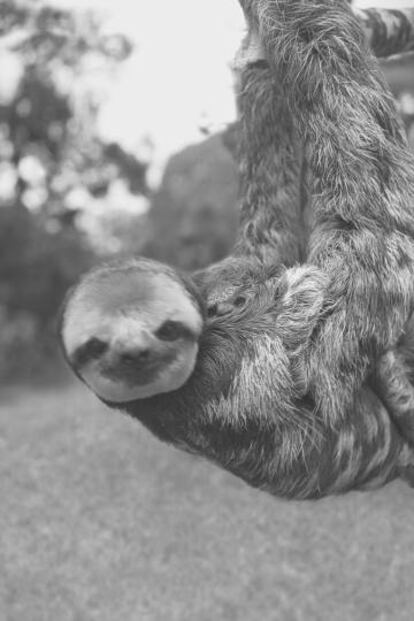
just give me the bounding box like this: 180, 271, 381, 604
61, 260, 203, 403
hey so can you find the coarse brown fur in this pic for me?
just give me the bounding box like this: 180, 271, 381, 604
224, 10, 414, 450
239, 0, 414, 430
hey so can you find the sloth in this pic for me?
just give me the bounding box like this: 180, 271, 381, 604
60, 42, 414, 499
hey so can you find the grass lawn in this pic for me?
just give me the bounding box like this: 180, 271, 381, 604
1, 382, 414, 621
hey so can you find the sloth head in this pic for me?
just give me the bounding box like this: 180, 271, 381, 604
60, 258, 204, 403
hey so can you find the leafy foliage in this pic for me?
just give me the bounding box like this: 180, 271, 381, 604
0, 0, 146, 380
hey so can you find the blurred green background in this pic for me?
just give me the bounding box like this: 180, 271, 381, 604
1, 2, 414, 620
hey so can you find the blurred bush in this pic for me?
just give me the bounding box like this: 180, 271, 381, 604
0, 0, 148, 382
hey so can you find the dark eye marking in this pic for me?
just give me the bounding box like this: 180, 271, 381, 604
72, 337, 108, 367
155, 320, 192, 342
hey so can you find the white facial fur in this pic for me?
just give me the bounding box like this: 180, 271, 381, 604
80, 338, 199, 402
61, 265, 203, 402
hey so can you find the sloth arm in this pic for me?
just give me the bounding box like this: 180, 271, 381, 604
227, 16, 414, 448
239, 0, 414, 427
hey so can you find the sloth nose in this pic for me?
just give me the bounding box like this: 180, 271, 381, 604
110, 331, 155, 371
117, 348, 151, 366
109, 343, 158, 383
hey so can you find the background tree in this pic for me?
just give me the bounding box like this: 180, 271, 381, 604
0, 0, 149, 380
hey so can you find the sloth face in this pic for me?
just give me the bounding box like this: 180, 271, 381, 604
60, 258, 204, 403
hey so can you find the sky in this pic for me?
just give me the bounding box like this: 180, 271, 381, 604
49, 0, 412, 185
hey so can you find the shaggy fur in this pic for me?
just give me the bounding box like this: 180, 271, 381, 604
239, 0, 414, 428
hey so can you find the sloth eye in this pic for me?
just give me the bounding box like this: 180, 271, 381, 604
155, 320, 186, 341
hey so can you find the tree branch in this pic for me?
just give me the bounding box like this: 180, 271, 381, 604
355, 7, 414, 58
236, 5, 414, 66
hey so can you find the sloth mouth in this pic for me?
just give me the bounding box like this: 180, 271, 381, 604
101, 362, 161, 386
